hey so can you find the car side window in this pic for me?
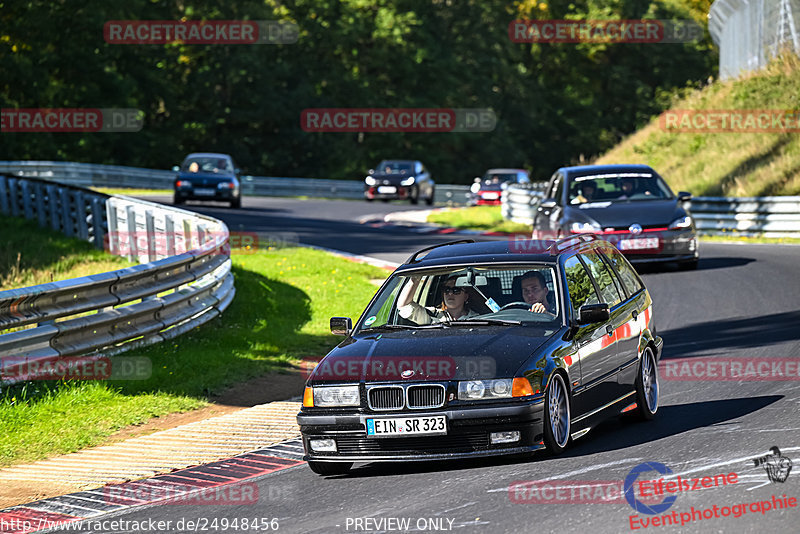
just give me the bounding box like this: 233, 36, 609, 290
563, 256, 599, 316
602, 247, 644, 295
579, 252, 623, 307
597, 251, 628, 300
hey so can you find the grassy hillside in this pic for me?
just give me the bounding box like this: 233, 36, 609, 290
595, 54, 800, 197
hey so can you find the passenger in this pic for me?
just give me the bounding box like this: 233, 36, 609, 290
520, 271, 554, 314
397, 274, 480, 324
618, 178, 636, 199
571, 181, 596, 204
188, 161, 199, 173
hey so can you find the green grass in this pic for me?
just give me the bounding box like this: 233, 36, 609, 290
0, 214, 131, 290
595, 54, 800, 197
427, 206, 532, 234
91, 187, 172, 195
699, 234, 800, 245
0, 246, 388, 466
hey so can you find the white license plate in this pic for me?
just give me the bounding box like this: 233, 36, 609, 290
366, 415, 447, 437
618, 237, 659, 250
377, 186, 396, 194
481, 192, 499, 199
194, 188, 216, 196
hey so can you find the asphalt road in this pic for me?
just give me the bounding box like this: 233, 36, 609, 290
73, 196, 800, 534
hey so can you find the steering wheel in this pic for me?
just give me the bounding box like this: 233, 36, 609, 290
499, 301, 532, 311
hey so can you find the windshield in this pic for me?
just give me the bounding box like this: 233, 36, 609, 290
181, 156, 233, 174
377, 161, 413, 174
357, 265, 561, 332
568, 173, 674, 204
482, 172, 518, 185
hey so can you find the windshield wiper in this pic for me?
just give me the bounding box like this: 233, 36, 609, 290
365, 323, 446, 331
446, 319, 523, 326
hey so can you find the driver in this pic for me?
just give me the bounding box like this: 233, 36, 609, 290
571, 181, 596, 204
618, 178, 636, 199
397, 274, 480, 324
520, 271, 554, 314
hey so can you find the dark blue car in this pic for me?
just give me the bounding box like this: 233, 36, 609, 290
173, 152, 242, 208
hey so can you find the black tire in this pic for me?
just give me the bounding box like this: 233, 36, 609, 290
425, 187, 435, 206
381, 198, 390, 203
634, 347, 659, 421
543, 373, 571, 454
230, 197, 241, 209
679, 259, 698, 271
173, 195, 185, 205
365, 197, 374, 202
307, 461, 352, 476
409, 186, 419, 205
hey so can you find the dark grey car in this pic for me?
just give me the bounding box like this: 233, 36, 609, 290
173, 152, 242, 208
532, 164, 699, 269
364, 159, 434, 205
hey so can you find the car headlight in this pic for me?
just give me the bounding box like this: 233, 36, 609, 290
571, 221, 601, 234
310, 385, 360, 407
458, 379, 513, 400
217, 182, 235, 189
400, 177, 415, 186
470, 182, 481, 194
365, 176, 377, 186
668, 216, 693, 229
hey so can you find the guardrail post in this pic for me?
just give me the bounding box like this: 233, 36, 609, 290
183, 219, 192, 253
47, 185, 60, 231
75, 191, 89, 240
21, 180, 33, 220
34, 182, 47, 228
106, 202, 119, 254
125, 205, 138, 262
91, 197, 106, 249
8, 178, 20, 217
165, 214, 176, 257
145, 210, 157, 263
60, 187, 74, 237
0, 176, 9, 214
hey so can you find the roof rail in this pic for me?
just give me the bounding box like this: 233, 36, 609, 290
549, 233, 599, 255
406, 239, 476, 264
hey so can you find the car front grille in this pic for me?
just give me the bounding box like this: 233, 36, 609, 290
368, 387, 404, 411
334, 431, 489, 455
407, 385, 445, 409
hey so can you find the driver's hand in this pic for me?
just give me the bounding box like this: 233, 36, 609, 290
529, 303, 546, 313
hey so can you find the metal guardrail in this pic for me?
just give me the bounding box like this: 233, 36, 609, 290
0, 161, 473, 205
501, 184, 800, 237
709, 0, 800, 80
0, 175, 235, 385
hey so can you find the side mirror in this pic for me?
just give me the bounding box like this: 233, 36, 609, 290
172, 165, 180, 172
539, 198, 557, 210
474, 177, 481, 182
677, 191, 692, 201
368, 169, 375, 175
578, 304, 610, 324
330, 317, 353, 336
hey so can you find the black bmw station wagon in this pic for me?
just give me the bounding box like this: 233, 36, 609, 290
298, 236, 663, 475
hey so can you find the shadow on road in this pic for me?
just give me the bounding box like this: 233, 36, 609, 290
335, 395, 782, 479
636, 255, 756, 274
660, 311, 800, 358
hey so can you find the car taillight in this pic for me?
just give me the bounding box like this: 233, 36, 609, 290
176, 180, 188, 187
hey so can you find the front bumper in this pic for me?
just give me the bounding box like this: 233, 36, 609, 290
597, 229, 698, 263
298, 400, 546, 462
175, 188, 238, 201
